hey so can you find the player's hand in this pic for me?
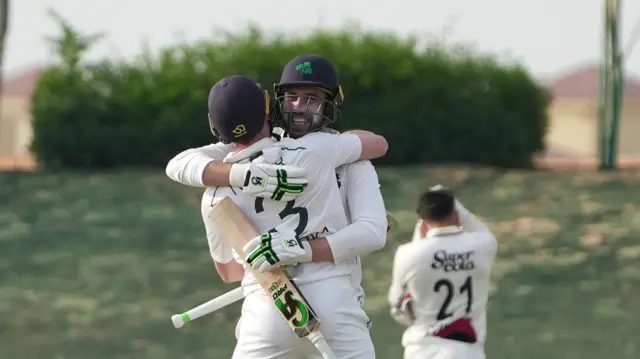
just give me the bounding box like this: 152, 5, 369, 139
229, 162, 308, 202
243, 231, 313, 272
390, 292, 415, 326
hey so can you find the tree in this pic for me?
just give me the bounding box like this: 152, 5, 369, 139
44, 9, 104, 69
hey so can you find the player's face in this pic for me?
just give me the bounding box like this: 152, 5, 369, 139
282, 87, 328, 134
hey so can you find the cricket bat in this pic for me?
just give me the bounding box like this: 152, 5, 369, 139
171, 287, 244, 328
209, 197, 337, 359
171, 210, 396, 330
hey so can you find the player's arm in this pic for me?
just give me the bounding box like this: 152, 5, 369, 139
387, 245, 409, 305
455, 199, 492, 234
342, 130, 389, 162
299, 131, 388, 167
202, 194, 244, 282
166, 143, 235, 187
310, 160, 388, 262
213, 258, 245, 283
387, 245, 416, 326
167, 143, 309, 202
411, 220, 423, 242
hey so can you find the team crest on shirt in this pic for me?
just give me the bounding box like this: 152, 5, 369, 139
431, 250, 475, 272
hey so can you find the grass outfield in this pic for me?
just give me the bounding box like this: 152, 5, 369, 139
1, 166, 639, 359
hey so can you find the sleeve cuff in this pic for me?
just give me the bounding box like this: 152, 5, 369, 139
325, 229, 357, 263
325, 220, 386, 263
191, 159, 212, 187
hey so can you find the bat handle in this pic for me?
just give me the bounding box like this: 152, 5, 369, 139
308, 332, 337, 359
171, 314, 186, 329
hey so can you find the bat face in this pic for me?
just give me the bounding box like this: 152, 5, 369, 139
268, 277, 320, 337
209, 197, 321, 339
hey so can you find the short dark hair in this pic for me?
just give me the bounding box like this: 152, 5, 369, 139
417, 186, 455, 221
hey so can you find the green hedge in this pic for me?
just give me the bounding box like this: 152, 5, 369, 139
31, 22, 549, 168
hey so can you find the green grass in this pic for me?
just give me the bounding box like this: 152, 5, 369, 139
1, 166, 639, 359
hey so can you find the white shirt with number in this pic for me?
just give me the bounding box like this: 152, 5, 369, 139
203, 132, 369, 294
388, 206, 497, 347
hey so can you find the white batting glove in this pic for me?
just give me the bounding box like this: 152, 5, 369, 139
390, 291, 416, 326
243, 230, 313, 273
228, 162, 308, 202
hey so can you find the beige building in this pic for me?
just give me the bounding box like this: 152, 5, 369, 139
0, 68, 40, 159
545, 65, 640, 157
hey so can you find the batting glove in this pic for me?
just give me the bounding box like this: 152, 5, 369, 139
243, 230, 313, 273
229, 162, 308, 202
390, 291, 416, 326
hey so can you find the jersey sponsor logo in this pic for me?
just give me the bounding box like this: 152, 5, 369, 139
298, 227, 330, 243
431, 250, 475, 272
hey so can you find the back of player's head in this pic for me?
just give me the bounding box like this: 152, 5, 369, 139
208, 75, 270, 144
417, 186, 455, 221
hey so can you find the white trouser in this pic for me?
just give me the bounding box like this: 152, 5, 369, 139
232, 275, 375, 359
404, 337, 485, 359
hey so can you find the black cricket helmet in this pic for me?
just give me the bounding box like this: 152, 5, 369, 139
208, 77, 270, 144
273, 54, 344, 137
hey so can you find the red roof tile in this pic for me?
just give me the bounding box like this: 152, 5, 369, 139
3, 68, 43, 97
547, 64, 640, 100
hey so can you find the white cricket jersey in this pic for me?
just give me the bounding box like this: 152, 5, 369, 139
388, 225, 497, 347
203, 132, 364, 294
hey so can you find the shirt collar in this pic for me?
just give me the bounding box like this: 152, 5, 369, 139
223, 137, 277, 163
426, 225, 464, 237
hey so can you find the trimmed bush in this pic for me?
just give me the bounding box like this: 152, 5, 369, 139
31, 21, 549, 168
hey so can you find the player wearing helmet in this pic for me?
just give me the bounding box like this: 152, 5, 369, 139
270, 53, 389, 338
271, 54, 344, 138
166, 56, 388, 358
202, 74, 386, 358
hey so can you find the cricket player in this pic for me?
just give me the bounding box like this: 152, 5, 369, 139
205, 74, 386, 358
388, 186, 497, 359
165, 55, 389, 308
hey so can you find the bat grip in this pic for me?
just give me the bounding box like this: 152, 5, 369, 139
171, 287, 244, 329
308, 332, 337, 359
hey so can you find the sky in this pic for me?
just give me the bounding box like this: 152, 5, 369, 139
5, 0, 640, 79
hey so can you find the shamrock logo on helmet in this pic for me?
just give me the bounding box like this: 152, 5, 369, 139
295, 61, 312, 75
